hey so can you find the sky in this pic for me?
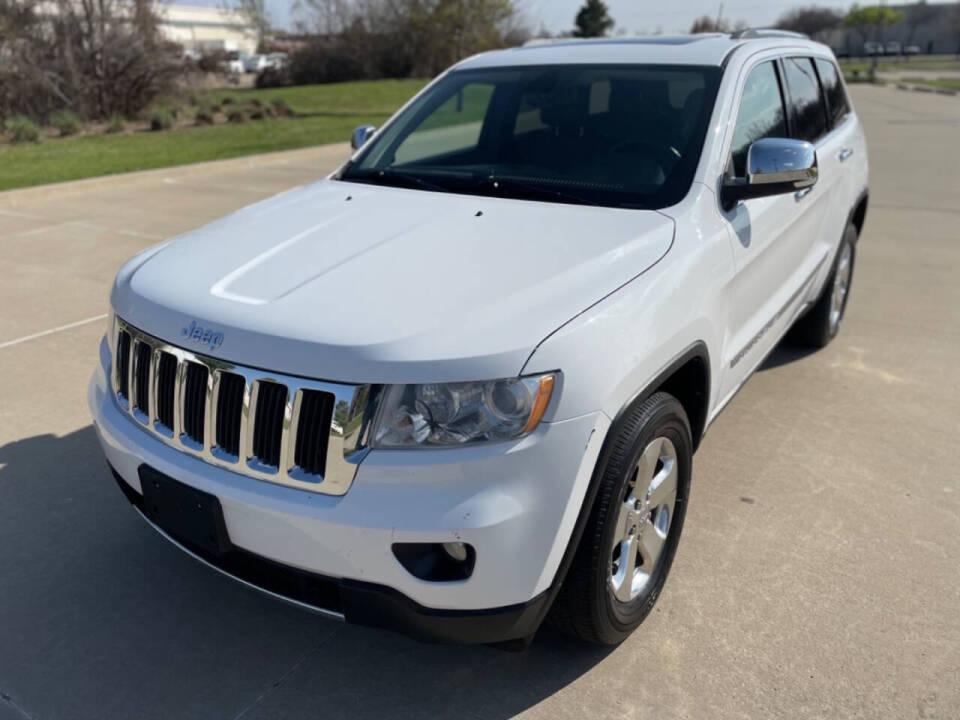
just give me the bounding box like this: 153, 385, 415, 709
180, 0, 954, 34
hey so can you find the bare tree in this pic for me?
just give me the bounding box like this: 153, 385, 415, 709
903, 0, 936, 49
0, 0, 181, 122
288, 0, 526, 82
689, 15, 745, 34
229, 0, 272, 50
775, 6, 843, 40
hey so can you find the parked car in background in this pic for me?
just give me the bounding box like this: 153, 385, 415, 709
884, 41, 901, 55
91, 32, 868, 648
245, 54, 268, 73
266, 52, 289, 70
224, 50, 245, 74
863, 41, 882, 55
903, 45, 921, 55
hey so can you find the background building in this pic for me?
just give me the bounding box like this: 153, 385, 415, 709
823, 2, 960, 54
155, 3, 259, 55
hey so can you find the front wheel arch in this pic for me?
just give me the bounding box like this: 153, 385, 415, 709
535, 341, 711, 631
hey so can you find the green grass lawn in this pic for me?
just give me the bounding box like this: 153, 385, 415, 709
200, 79, 427, 116
0, 79, 428, 192
838, 57, 960, 74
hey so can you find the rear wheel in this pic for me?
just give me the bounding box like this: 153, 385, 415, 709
790, 223, 857, 348
550, 392, 692, 645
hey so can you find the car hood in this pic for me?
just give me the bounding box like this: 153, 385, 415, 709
113, 180, 674, 383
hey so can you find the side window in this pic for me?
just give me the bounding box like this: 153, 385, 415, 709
394, 83, 494, 165
814, 58, 850, 126
782, 57, 829, 143
730, 61, 788, 177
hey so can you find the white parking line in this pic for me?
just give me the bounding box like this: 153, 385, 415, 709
0, 313, 108, 351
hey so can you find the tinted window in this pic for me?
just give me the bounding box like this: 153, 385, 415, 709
783, 57, 828, 142
342, 64, 721, 210
814, 58, 850, 126
730, 61, 787, 177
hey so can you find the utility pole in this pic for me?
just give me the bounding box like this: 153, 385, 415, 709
716, 2, 724, 32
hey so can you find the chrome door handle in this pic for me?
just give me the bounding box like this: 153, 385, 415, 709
839, 147, 854, 162
795, 187, 813, 201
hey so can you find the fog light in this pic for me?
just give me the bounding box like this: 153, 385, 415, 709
442, 541, 468, 562
392, 542, 476, 581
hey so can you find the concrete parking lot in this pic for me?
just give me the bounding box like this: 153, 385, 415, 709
1, 86, 958, 719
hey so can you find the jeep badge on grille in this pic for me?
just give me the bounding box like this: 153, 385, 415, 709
181, 320, 224, 351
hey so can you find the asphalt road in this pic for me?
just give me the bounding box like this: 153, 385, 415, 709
1, 86, 958, 720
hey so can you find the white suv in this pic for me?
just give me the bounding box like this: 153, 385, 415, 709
89, 33, 868, 647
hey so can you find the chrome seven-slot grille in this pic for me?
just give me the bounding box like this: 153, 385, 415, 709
111, 317, 370, 496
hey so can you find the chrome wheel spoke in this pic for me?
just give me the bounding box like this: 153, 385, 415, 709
611, 535, 639, 602
639, 524, 666, 572
647, 458, 677, 510
613, 500, 632, 542
635, 438, 662, 488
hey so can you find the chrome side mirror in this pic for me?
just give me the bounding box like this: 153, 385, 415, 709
351, 124, 377, 151
721, 138, 818, 210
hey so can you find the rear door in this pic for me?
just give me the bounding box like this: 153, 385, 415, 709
808, 57, 861, 285
782, 56, 851, 294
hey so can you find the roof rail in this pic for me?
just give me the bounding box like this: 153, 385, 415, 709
730, 28, 808, 40
522, 37, 560, 47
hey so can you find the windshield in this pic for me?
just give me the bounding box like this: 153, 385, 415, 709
340, 64, 720, 210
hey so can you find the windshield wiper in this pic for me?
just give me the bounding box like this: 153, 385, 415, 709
475, 174, 602, 208
344, 168, 449, 194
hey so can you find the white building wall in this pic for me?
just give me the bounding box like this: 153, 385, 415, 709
156, 4, 259, 55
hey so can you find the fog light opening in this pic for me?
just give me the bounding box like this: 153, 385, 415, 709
442, 541, 469, 563
392, 542, 476, 582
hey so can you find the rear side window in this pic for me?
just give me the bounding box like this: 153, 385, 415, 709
814, 58, 850, 126
729, 61, 788, 177
782, 57, 829, 143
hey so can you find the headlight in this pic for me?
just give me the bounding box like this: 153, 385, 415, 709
371, 373, 556, 448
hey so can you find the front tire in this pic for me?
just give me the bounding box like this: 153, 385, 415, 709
550, 392, 692, 645
790, 223, 857, 348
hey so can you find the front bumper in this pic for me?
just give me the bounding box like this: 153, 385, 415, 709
89, 338, 608, 643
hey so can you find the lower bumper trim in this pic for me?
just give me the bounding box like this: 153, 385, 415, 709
111, 465, 549, 645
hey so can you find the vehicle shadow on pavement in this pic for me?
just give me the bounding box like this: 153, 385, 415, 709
757, 340, 818, 371
0, 426, 614, 720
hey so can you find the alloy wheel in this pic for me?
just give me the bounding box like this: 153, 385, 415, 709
830, 243, 852, 333
609, 436, 679, 603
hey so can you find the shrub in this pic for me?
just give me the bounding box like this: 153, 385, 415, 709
195, 110, 215, 125
255, 67, 293, 88
210, 104, 222, 114
10, 116, 41, 143
271, 98, 293, 117
196, 50, 228, 74
150, 108, 174, 131
106, 114, 126, 133
52, 110, 82, 137
0, 1, 181, 123
227, 109, 246, 123
221, 96, 236, 106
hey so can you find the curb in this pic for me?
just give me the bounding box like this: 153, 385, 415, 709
894, 83, 959, 97
0, 142, 350, 208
